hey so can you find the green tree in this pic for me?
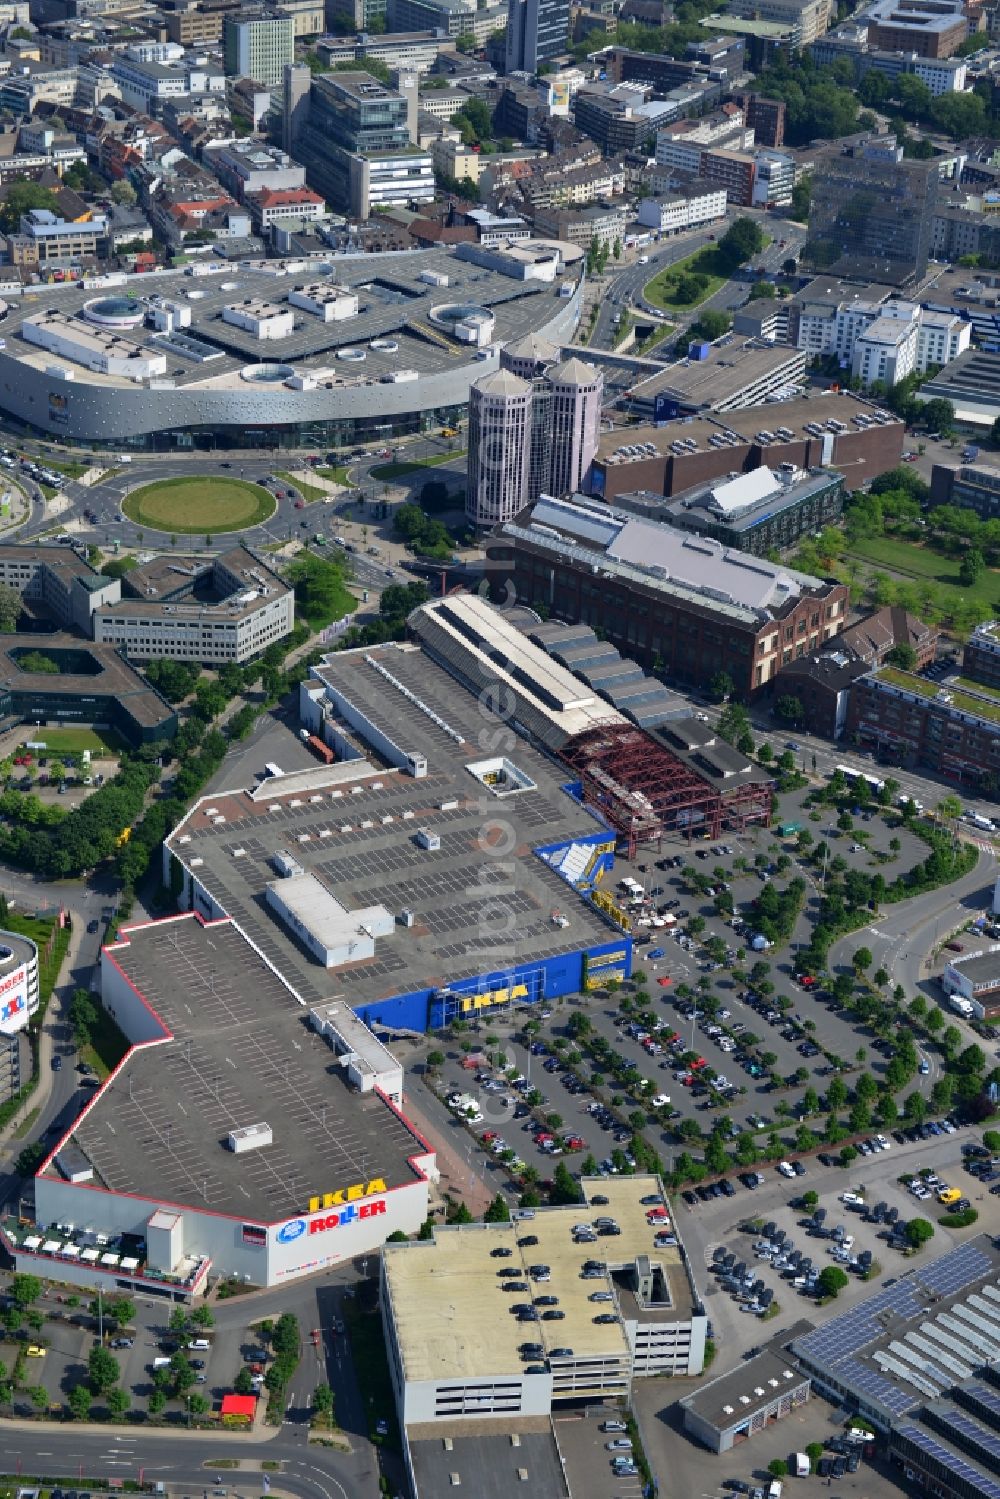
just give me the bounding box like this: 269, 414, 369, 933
717, 216, 765, 271
790, 174, 812, 221
0, 582, 23, 633
234, 1365, 254, 1394
853, 946, 873, 974
483, 1193, 511, 1223
190, 1303, 215, 1329
10, 1274, 42, 1309
88, 1345, 119, 1394
960, 548, 986, 587
188, 1391, 210, 1416
68, 1383, 92, 1420
690, 308, 732, 341
0, 178, 61, 233
906, 1217, 935, 1249
774, 695, 804, 725
817, 1265, 849, 1298
886, 642, 917, 670
708, 669, 734, 701
312, 1381, 334, 1419
111, 179, 137, 206
148, 1388, 166, 1415
922, 397, 955, 435
106, 1385, 130, 1417
550, 1161, 583, 1204
768, 1460, 788, 1479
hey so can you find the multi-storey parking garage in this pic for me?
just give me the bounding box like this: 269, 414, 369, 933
0, 243, 584, 449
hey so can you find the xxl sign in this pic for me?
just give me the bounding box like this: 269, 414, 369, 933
0, 965, 28, 1033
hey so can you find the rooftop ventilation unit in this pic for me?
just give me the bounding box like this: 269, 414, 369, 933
227, 1122, 273, 1154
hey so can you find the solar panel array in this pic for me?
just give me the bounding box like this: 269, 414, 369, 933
794, 1280, 922, 1365
924, 1321, 984, 1367
897, 1424, 1000, 1499
917, 1244, 993, 1297
962, 1383, 1000, 1425
953, 1305, 1000, 1352
969, 1296, 1000, 1328
906, 1331, 972, 1381
794, 1244, 1000, 1427
888, 1340, 949, 1390
875, 1352, 941, 1400
833, 1357, 918, 1418
934, 1406, 1000, 1469
940, 1314, 999, 1363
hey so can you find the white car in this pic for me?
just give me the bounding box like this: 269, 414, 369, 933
876, 1134, 891, 1151
777, 1161, 796, 1178
650, 1093, 670, 1107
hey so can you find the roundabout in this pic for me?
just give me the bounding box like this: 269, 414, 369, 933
121, 475, 277, 534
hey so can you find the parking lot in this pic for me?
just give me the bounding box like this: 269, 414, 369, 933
676, 1129, 1000, 1365
416, 781, 944, 1204
556, 1408, 643, 1499
0, 1292, 265, 1421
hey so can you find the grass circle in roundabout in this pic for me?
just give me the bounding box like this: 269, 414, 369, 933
121, 475, 277, 535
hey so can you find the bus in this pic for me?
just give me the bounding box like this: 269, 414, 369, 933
831, 764, 885, 795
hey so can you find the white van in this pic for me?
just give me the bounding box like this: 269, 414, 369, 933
188, 1338, 211, 1350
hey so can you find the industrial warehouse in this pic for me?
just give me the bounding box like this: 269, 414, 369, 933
4, 594, 775, 1294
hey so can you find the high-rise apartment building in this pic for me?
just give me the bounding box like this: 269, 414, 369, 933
223, 12, 295, 87
467, 370, 533, 531
466, 343, 603, 527
805, 135, 940, 286
548, 358, 603, 498
506, 0, 569, 73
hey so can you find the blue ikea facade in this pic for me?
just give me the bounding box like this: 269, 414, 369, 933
351, 937, 633, 1034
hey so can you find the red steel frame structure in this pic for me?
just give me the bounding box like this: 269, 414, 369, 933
561, 723, 772, 859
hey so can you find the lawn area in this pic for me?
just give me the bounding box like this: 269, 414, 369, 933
343, 1296, 399, 1451
122, 476, 276, 534
878, 666, 1000, 725
14, 726, 123, 757
287, 551, 356, 632
78, 1003, 130, 1080
317, 465, 350, 487
844, 535, 1000, 615
643, 246, 729, 312
275, 470, 328, 504
370, 450, 466, 481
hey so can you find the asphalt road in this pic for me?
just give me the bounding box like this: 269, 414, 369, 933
587, 210, 808, 355
0, 1421, 376, 1499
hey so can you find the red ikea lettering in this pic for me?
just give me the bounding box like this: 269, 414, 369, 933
308, 1199, 386, 1234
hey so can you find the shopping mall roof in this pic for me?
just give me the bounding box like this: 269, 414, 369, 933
48, 914, 430, 1223
0, 244, 577, 391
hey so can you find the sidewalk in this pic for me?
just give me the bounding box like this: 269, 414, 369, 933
0, 1410, 280, 1441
